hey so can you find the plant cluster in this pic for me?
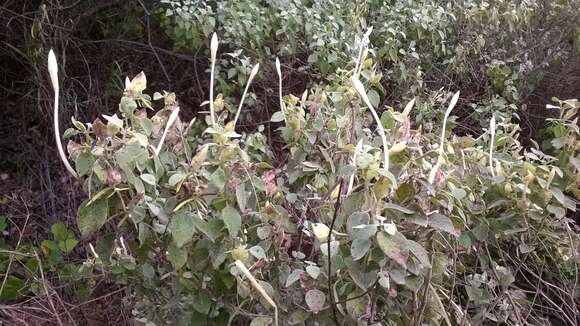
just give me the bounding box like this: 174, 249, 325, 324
1, 2, 578, 325
55, 36, 580, 325
157, 0, 578, 105
0, 206, 93, 304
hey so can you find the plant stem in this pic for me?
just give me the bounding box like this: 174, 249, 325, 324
327, 178, 345, 326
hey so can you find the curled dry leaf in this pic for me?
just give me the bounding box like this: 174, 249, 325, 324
67, 140, 82, 160
92, 118, 108, 140
264, 170, 277, 197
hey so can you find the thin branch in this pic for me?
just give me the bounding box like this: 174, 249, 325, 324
484, 244, 526, 326
137, 0, 170, 82
414, 254, 434, 326
33, 249, 64, 326
327, 178, 345, 326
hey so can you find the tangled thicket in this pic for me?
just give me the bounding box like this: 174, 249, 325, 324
0, 1, 579, 325
56, 47, 580, 324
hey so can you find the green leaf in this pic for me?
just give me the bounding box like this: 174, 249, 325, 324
192, 294, 212, 314
63, 128, 78, 139
75, 152, 95, 177
168, 172, 187, 187
222, 206, 241, 237
306, 265, 320, 279
451, 188, 467, 200
138, 223, 150, 246
257, 225, 271, 240
250, 317, 273, 326
495, 266, 515, 288
141, 263, 155, 279
367, 89, 380, 108
77, 196, 109, 237
320, 240, 340, 257
465, 286, 489, 304
285, 269, 303, 288
406, 239, 431, 269
115, 141, 148, 171
347, 212, 377, 240
248, 245, 266, 260
0, 216, 7, 232
351, 238, 371, 261
551, 137, 567, 149
51, 223, 68, 241
550, 187, 576, 211
472, 223, 489, 241
170, 212, 195, 248
119, 96, 138, 117
270, 111, 285, 122
58, 238, 79, 253
384, 203, 415, 214
140, 173, 157, 186
395, 182, 415, 202
192, 217, 221, 242
167, 242, 188, 269
428, 214, 459, 236
459, 233, 472, 249
547, 205, 566, 219
235, 183, 247, 212
376, 231, 408, 268
346, 291, 367, 319
0, 276, 25, 300
381, 111, 396, 129
139, 118, 153, 136
312, 223, 330, 241
210, 167, 227, 191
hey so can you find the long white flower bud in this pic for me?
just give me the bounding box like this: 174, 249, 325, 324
48, 49, 78, 178
275, 58, 287, 124
488, 114, 496, 177
209, 33, 218, 126
428, 91, 460, 184
233, 63, 260, 128
155, 108, 180, 156
354, 26, 373, 78
351, 76, 389, 172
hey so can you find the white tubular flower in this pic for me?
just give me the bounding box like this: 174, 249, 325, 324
209, 33, 219, 126
354, 26, 373, 78
275, 57, 287, 124
489, 114, 496, 177
351, 76, 389, 172
155, 108, 180, 156
428, 91, 460, 184
233, 63, 260, 128
48, 49, 78, 178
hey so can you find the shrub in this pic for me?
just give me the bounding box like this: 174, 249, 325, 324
56, 39, 579, 325
157, 0, 578, 132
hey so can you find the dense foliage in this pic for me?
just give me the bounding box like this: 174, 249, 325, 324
158, 0, 578, 101
57, 47, 579, 324
1, 1, 579, 325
